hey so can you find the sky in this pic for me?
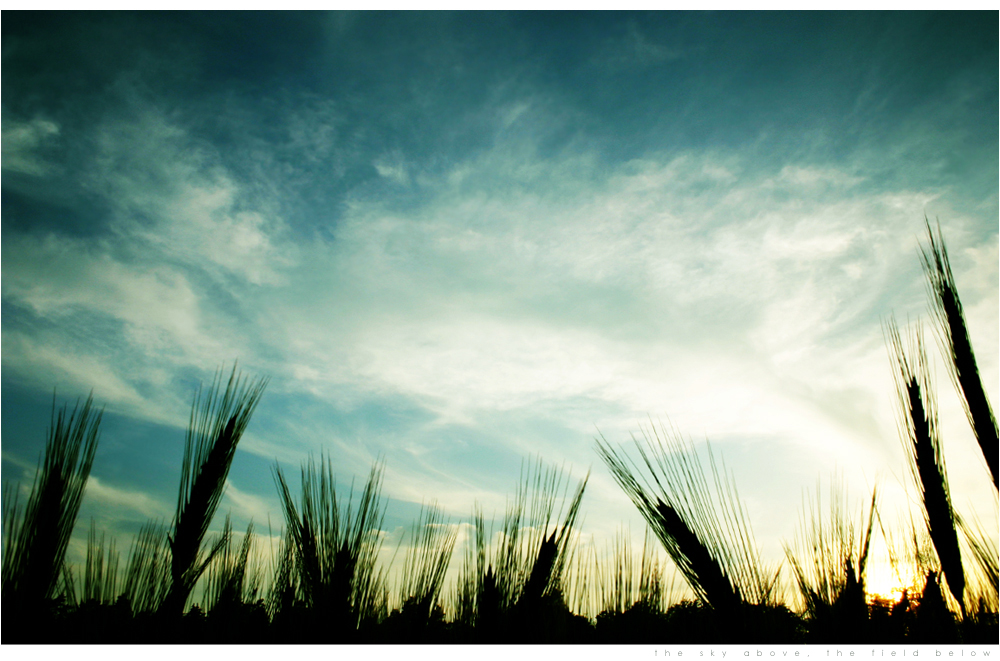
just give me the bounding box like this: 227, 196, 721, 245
2, 11, 998, 605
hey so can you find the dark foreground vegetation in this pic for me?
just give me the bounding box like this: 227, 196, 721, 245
2, 221, 997, 644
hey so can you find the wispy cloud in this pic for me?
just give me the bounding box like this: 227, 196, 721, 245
7, 119, 995, 526
1, 115, 60, 176
1, 331, 163, 422
3, 233, 201, 342
593, 20, 685, 70
374, 153, 410, 185
88, 108, 298, 286
223, 478, 278, 525
85, 475, 173, 522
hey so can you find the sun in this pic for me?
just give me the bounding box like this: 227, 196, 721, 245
865, 560, 918, 604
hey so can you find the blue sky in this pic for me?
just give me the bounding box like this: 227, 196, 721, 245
2, 11, 997, 601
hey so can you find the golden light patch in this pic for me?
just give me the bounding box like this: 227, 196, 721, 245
865, 560, 919, 604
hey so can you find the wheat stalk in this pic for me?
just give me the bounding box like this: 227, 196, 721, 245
396, 503, 457, 620
162, 364, 267, 615
273, 456, 387, 638
597, 423, 773, 622
121, 520, 172, 615
920, 219, 998, 489
885, 318, 966, 615
83, 519, 120, 605
1, 393, 102, 613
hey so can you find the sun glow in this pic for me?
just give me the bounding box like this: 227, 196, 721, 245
865, 560, 919, 604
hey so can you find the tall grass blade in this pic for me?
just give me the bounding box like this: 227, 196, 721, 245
83, 519, 120, 605
120, 520, 171, 615
453, 507, 487, 628
397, 503, 457, 619
957, 513, 999, 613
204, 515, 260, 612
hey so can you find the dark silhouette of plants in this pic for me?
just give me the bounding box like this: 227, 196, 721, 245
885, 320, 966, 615
2, 393, 102, 636
597, 422, 779, 640
1, 220, 995, 644
201, 516, 269, 642
594, 526, 673, 618
204, 515, 262, 612
120, 521, 171, 615
920, 219, 998, 489
162, 365, 268, 616
783, 478, 877, 642
82, 519, 120, 606
400, 505, 456, 613
591, 526, 678, 643
272, 456, 388, 641
382, 503, 457, 642
457, 459, 589, 643
957, 513, 998, 614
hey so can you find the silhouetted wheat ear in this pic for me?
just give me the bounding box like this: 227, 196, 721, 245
597, 424, 771, 618
1, 393, 102, 609
452, 457, 588, 636
479, 563, 500, 624
542, 470, 588, 602
885, 319, 966, 614
783, 477, 878, 621
857, 486, 877, 585
521, 461, 588, 609
920, 219, 998, 490
273, 456, 387, 633
164, 364, 268, 615
656, 499, 741, 615
521, 530, 558, 605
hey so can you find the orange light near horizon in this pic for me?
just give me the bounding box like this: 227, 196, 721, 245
865, 560, 918, 605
